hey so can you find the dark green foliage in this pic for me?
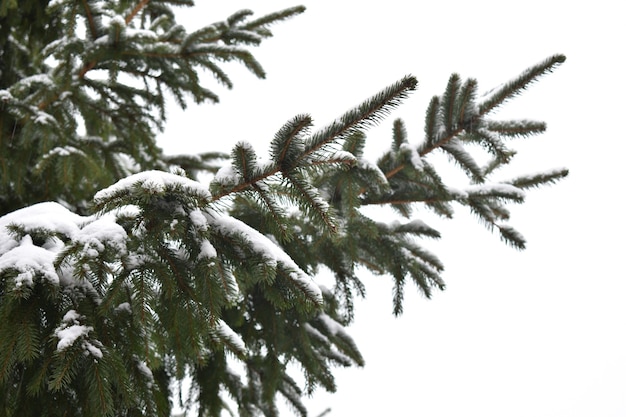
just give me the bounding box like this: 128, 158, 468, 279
0, 2, 567, 416
0, 0, 305, 216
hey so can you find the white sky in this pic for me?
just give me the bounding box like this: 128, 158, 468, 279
161, 1, 626, 416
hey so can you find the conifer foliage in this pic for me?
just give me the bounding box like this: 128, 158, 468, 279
0, 1, 567, 416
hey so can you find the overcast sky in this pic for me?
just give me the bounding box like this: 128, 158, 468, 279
161, 1, 625, 416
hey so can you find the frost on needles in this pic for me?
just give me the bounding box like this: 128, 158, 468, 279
0, 1, 567, 416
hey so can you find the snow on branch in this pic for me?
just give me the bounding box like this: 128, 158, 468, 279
465, 183, 526, 202
54, 310, 103, 358
205, 209, 323, 306
478, 54, 566, 115
93, 170, 212, 212
301, 76, 418, 162
0, 202, 127, 293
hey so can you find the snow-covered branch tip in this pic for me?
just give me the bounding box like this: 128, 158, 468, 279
478, 54, 566, 115
300, 75, 418, 162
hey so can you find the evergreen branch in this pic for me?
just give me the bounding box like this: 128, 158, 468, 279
163, 152, 229, 177
506, 167, 569, 189
466, 199, 497, 227
211, 166, 277, 201
278, 376, 307, 417
497, 224, 526, 250
88, 362, 114, 416
465, 183, 526, 204
224, 29, 263, 46
410, 258, 444, 297
0, 326, 18, 383
27, 354, 55, 396
491, 202, 512, 221
81, 0, 98, 40
481, 152, 516, 178
478, 54, 566, 115
271, 114, 312, 168
211, 320, 247, 358
77, 0, 101, 79
242, 6, 307, 32
227, 9, 254, 27
49, 348, 82, 391
318, 152, 357, 167
362, 197, 439, 207
214, 261, 237, 303
158, 246, 197, 301
343, 131, 367, 158
392, 219, 441, 239
126, 0, 150, 25
249, 184, 292, 241
316, 408, 333, 417
383, 163, 405, 180
385, 57, 565, 184
404, 242, 444, 271
284, 171, 337, 234
392, 274, 405, 315
385, 117, 467, 183
367, 161, 452, 216
441, 73, 461, 133
203, 60, 234, 88
314, 314, 364, 366
461, 129, 511, 160
423, 96, 441, 149
457, 78, 478, 124
441, 138, 484, 182
233, 141, 258, 181
299, 76, 417, 163
485, 119, 546, 138
392, 118, 408, 151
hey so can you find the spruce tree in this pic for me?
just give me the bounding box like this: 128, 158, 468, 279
0, 1, 568, 416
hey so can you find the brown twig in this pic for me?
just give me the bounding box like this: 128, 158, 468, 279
126, 0, 150, 25
81, 0, 97, 39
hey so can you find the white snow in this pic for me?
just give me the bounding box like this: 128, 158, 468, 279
135, 357, 154, 386
41, 146, 87, 159
215, 319, 247, 354
0, 202, 83, 247
62, 309, 81, 322
84, 341, 104, 358
34, 111, 57, 126
0, 90, 13, 102
0, 202, 129, 292
17, 74, 54, 88
405, 219, 433, 231
94, 170, 212, 202
358, 158, 389, 187
109, 14, 127, 29
115, 302, 132, 313
189, 209, 208, 230
55, 310, 102, 358
199, 240, 217, 259
0, 235, 60, 287
446, 186, 469, 199
330, 150, 357, 163
317, 313, 347, 337
46, 0, 65, 8
303, 323, 329, 344
505, 167, 568, 184
466, 183, 525, 199
399, 142, 424, 170
75, 214, 128, 255
205, 209, 323, 304
213, 164, 242, 185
